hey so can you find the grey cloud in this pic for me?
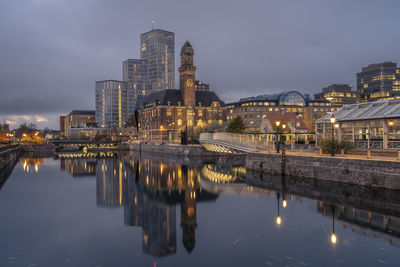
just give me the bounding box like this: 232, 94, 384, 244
1, 0, 400, 129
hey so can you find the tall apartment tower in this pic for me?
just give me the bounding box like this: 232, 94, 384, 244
140, 29, 175, 94
122, 59, 147, 116
357, 62, 400, 102
95, 80, 128, 128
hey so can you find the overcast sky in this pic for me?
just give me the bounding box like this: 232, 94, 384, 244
1, 0, 400, 129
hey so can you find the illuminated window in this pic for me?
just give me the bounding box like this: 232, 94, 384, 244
177, 119, 182, 126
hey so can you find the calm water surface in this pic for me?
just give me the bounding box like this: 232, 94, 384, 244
1, 153, 400, 267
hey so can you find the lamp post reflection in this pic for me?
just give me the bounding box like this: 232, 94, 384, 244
330, 206, 337, 246
276, 192, 282, 226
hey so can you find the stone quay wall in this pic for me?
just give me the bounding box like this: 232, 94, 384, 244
246, 153, 400, 190
0, 145, 21, 171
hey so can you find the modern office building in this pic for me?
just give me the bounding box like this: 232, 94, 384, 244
137, 41, 226, 142
95, 80, 128, 128
357, 62, 400, 102
59, 110, 95, 138
226, 91, 338, 133
122, 59, 147, 116
314, 84, 356, 105
140, 29, 175, 93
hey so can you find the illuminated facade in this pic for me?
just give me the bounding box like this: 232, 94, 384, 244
227, 91, 338, 132
122, 59, 147, 116
140, 29, 175, 94
95, 80, 128, 128
137, 41, 226, 142
60, 110, 96, 138
357, 62, 400, 102
314, 84, 356, 105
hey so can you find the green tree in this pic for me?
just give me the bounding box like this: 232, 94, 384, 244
125, 114, 137, 128
94, 131, 103, 143
226, 116, 245, 133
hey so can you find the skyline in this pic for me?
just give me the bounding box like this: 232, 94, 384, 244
1, 0, 400, 129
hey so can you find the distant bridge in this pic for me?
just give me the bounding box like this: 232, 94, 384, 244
50, 140, 118, 149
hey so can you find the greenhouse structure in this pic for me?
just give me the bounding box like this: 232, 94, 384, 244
316, 99, 400, 149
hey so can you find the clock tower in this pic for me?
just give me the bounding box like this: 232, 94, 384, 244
179, 41, 196, 107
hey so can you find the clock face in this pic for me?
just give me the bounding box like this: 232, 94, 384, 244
186, 79, 194, 87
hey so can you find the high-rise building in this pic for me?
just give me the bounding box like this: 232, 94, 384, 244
122, 59, 147, 116
357, 62, 400, 102
314, 84, 356, 105
95, 80, 128, 128
140, 29, 175, 94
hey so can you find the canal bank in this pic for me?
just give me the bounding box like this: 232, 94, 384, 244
246, 152, 400, 190
0, 145, 21, 188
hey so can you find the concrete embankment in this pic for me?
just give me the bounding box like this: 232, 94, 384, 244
246, 152, 400, 190
21, 144, 55, 157
0, 145, 21, 188
120, 142, 246, 165
246, 170, 400, 217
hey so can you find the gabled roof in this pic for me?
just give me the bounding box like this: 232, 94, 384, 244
136, 89, 225, 109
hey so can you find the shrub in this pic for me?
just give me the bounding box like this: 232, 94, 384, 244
319, 139, 353, 154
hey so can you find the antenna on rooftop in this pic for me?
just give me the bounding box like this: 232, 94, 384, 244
152, 20, 155, 30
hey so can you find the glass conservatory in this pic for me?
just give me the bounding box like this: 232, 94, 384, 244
316, 99, 400, 149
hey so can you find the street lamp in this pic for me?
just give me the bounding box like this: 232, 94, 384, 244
275, 121, 280, 153
330, 114, 336, 156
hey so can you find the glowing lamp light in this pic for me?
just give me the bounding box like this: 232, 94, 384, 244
282, 200, 287, 208
330, 114, 336, 124
275, 121, 280, 127
330, 233, 337, 245
282, 124, 286, 129
388, 121, 394, 126
276, 216, 282, 225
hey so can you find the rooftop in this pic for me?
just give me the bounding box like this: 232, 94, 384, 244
317, 99, 400, 123
69, 110, 95, 115
136, 89, 225, 109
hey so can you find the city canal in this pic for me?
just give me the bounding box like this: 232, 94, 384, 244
1, 152, 400, 266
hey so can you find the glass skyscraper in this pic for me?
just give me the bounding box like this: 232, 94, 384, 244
140, 29, 175, 94
123, 59, 147, 116
95, 80, 128, 128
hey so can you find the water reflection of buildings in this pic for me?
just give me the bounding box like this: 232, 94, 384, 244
95, 157, 219, 256
60, 158, 97, 177
317, 201, 400, 247
21, 158, 46, 173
